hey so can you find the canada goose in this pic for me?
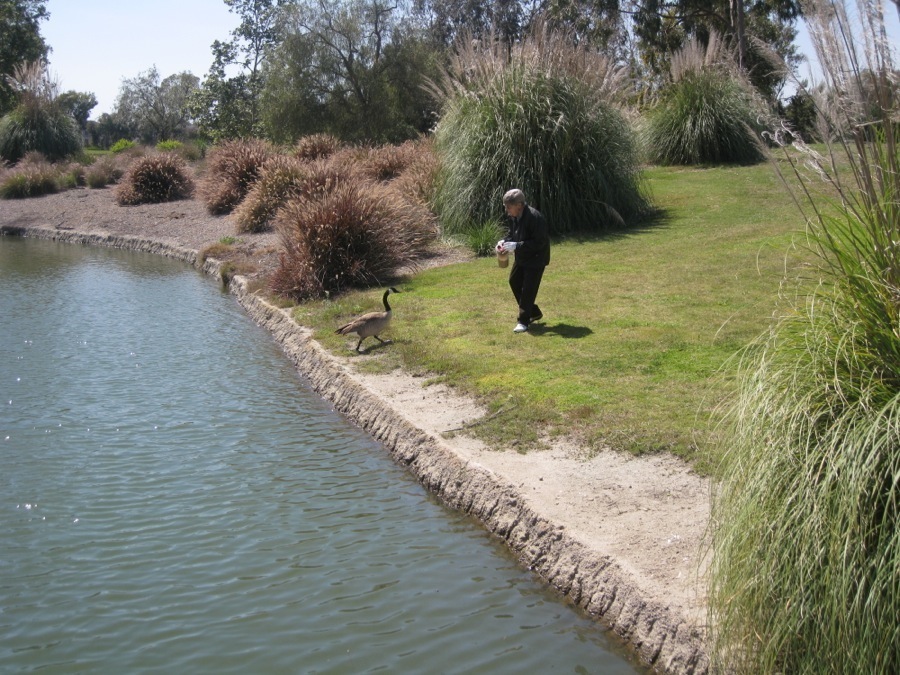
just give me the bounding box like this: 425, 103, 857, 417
335, 287, 401, 352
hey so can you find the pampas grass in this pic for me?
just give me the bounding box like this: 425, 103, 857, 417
116, 153, 194, 205
200, 138, 274, 214
643, 33, 768, 165
708, 0, 900, 671
429, 21, 650, 237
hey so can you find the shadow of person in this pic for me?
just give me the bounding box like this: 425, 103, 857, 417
528, 323, 592, 339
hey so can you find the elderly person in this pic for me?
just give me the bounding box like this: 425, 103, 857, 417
496, 188, 551, 333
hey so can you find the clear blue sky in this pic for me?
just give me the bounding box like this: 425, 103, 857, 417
39, 0, 898, 120
42, 0, 240, 120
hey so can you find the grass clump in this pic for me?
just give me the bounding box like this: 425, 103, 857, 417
270, 177, 437, 301
707, 0, 900, 671
85, 155, 127, 188
0, 62, 82, 164
293, 133, 342, 161
643, 33, 767, 166
200, 138, 274, 215
115, 153, 194, 205
430, 22, 650, 237
0, 154, 60, 198
233, 154, 310, 233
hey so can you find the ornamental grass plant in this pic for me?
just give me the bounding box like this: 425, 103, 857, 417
0, 61, 82, 164
643, 33, 768, 166
115, 152, 195, 205
707, 0, 900, 671
429, 21, 651, 237
200, 138, 274, 215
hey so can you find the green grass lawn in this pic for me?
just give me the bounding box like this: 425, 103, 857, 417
293, 161, 812, 471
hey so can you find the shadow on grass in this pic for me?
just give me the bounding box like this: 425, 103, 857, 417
528, 322, 592, 339
554, 205, 672, 245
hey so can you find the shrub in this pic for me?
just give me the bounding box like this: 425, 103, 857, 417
643, 34, 767, 165
233, 154, 310, 233
388, 136, 440, 206
708, 2, 900, 672
200, 138, 274, 215
110, 138, 137, 154
115, 153, 195, 205
293, 133, 342, 161
430, 22, 650, 237
85, 155, 127, 188
0, 159, 59, 198
465, 220, 505, 256
270, 179, 437, 300
156, 139, 183, 152
0, 97, 83, 163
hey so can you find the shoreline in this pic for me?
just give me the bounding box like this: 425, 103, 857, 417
1, 189, 711, 673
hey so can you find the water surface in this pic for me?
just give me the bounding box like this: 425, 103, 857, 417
0, 237, 643, 673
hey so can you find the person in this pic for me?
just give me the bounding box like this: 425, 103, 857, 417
495, 188, 551, 333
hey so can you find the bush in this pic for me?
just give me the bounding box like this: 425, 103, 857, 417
270, 179, 437, 300
199, 138, 274, 215
708, 4, 900, 672
0, 97, 83, 163
643, 34, 767, 166
110, 138, 137, 153
156, 139, 183, 152
431, 23, 650, 237
293, 133, 342, 161
115, 153, 194, 205
85, 155, 127, 188
0, 158, 59, 198
233, 154, 309, 233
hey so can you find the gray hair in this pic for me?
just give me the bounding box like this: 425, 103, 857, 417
502, 188, 525, 205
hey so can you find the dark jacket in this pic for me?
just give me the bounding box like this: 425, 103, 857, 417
505, 204, 551, 268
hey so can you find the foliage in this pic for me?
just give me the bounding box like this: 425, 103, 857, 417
233, 154, 310, 233
631, 0, 803, 99
430, 22, 651, 236
465, 219, 505, 256
199, 137, 274, 214
110, 138, 137, 153
261, 1, 442, 144
643, 33, 768, 165
190, 0, 281, 140
85, 154, 127, 188
114, 67, 200, 143
708, 0, 900, 671
56, 90, 97, 135
0, 152, 57, 197
293, 133, 342, 161
0, 61, 82, 163
115, 152, 194, 205
156, 139, 183, 152
0, 0, 49, 115
270, 170, 437, 300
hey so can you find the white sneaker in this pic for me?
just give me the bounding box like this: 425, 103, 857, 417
513, 323, 528, 333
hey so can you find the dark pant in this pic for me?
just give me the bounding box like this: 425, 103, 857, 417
509, 262, 545, 325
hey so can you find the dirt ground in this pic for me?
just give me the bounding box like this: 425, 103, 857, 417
1, 187, 713, 673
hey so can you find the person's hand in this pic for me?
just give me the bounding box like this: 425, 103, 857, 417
501, 241, 518, 252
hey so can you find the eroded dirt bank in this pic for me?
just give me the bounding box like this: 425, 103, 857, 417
1, 199, 711, 673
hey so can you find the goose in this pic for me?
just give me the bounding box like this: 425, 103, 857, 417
335, 287, 402, 352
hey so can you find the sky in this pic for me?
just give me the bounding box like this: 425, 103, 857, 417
42, 1, 240, 120
39, 1, 899, 121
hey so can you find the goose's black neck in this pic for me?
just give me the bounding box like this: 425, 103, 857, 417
382, 289, 392, 311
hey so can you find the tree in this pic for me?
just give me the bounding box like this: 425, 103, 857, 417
114, 67, 200, 143
0, 0, 49, 115
630, 0, 802, 99
261, 0, 442, 143
191, 0, 284, 140
56, 90, 97, 138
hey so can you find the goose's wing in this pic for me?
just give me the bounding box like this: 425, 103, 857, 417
336, 311, 386, 335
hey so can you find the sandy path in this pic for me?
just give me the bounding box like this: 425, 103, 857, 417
1, 188, 712, 673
